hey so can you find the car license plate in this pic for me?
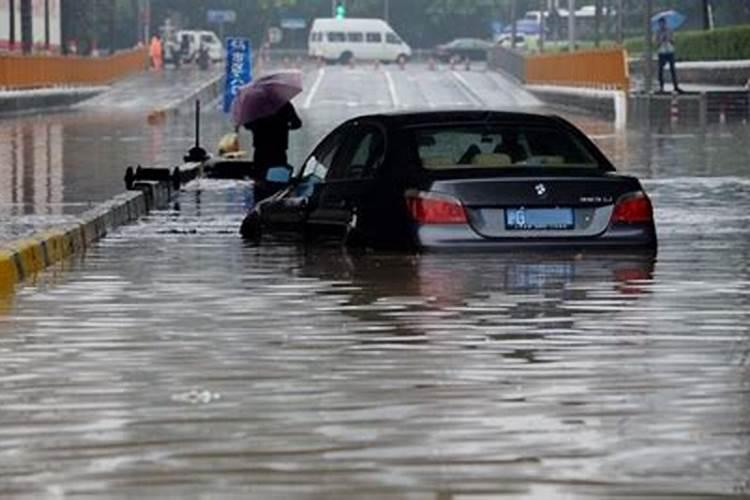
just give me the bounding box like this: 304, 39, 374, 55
505, 207, 574, 230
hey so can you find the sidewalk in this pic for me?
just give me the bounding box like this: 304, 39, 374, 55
0, 66, 223, 118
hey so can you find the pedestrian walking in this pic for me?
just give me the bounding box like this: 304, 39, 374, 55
149, 35, 163, 71
654, 17, 683, 94
231, 71, 305, 174
244, 102, 302, 171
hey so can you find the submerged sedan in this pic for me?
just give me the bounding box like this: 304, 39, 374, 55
240, 110, 657, 252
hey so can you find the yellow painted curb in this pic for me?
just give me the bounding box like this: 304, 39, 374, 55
10, 239, 46, 279
0, 179, 171, 294
0, 249, 19, 292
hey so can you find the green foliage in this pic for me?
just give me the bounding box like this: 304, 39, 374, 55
624, 25, 750, 61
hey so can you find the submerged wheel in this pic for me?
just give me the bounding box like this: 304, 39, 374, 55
240, 211, 262, 241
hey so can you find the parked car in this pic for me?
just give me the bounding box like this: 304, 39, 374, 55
495, 33, 529, 49
433, 38, 494, 62
240, 110, 657, 252
308, 17, 412, 64
177, 30, 224, 63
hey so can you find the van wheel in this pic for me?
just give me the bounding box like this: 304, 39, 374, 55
396, 54, 408, 65
339, 51, 353, 65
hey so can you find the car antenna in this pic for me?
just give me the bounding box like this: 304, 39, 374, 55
184, 99, 210, 163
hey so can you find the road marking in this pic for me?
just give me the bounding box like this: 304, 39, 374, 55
451, 71, 485, 107
384, 70, 400, 109
303, 68, 326, 110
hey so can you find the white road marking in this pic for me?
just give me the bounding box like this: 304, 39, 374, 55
384, 70, 400, 109
303, 68, 326, 110
451, 71, 485, 107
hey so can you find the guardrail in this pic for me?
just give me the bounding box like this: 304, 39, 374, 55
525, 48, 630, 91
0, 47, 148, 90
488, 46, 526, 83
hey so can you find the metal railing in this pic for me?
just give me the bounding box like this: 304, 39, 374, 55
525, 48, 630, 91
0, 48, 148, 90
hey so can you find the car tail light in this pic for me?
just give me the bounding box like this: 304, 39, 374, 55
611, 192, 653, 224
405, 190, 467, 224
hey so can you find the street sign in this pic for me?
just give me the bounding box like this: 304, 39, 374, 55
207, 10, 237, 24
223, 37, 252, 114
281, 18, 307, 30
268, 27, 283, 44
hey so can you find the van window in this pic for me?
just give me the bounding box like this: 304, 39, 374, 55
201, 34, 214, 44
327, 32, 346, 42
386, 33, 403, 45
347, 32, 364, 43
366, 32, 382, 43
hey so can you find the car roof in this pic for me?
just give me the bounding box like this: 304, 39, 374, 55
349, 109, 566, 127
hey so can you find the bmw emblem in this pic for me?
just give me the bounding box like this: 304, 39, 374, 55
535, 183, 548, 197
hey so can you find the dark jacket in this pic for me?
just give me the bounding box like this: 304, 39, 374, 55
246, 102, 302, 168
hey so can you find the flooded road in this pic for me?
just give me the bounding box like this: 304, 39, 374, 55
0, 64, 749, 498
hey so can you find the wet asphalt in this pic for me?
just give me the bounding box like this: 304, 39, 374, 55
0, 63, 749, 498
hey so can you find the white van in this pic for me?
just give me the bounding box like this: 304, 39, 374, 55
177, 30, 224, 63
308, 18, 412, 64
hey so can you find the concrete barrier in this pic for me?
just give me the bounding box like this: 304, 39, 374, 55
0, 181, 172, 293
525, 84, 628, 129
149, 72, 224, 122
0, 87, 107, 116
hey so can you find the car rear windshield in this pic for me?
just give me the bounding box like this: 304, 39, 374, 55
411, 124, 599, 169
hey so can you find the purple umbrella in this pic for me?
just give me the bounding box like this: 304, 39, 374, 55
231, 70, 303, 127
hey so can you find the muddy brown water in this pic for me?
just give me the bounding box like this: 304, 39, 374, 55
0, 65, 749, 498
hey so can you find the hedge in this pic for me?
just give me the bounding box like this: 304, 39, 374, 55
623, 25, 750, 61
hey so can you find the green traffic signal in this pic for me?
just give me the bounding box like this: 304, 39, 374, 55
335, 2, 346, 19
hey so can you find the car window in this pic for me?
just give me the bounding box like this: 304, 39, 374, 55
386, 33, 402, 45
366, 32, 382, 43
411, 125, 598, 169
327, 32, 346, 42
327, 126, 386, 181
300, 129, 347, 182
201, 34, 213, 43
347, 32, 364, 43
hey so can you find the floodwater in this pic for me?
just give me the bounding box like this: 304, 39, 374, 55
0, 64, 749, 498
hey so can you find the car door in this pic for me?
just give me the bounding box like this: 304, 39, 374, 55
259, 126, 348, 230
307, 122, 386, 243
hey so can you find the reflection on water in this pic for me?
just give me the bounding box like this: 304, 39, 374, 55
0, 120, 64, 215
0, 66, 749, 497
0, 179, 747, 497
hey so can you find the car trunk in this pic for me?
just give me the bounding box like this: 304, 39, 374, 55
427, 170, 644, 239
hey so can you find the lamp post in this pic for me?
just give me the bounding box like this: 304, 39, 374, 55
567, 0, 575, 52
384, 0, 389, 22
644, 0, 653, 94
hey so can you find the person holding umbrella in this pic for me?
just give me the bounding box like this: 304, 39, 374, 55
232, 71, 303, 176
654, 16, 684, 94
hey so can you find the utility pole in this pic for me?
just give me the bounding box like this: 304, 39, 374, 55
141, 0, 150, 43
384, 0, 389, 22
9, 0, 15, 51
20, 0, 31, 54
539, 0, 547, 52
702, 0, 714, 30
594, 0, 601, 47
616, 0, 623, 43
511, 0, 517, 49
567, 0, 575, 51
644, 0, 653, 94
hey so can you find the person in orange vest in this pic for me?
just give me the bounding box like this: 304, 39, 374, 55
149, 35, 163, 71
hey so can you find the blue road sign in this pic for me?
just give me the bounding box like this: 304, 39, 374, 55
208, 10, 237, 24
224, 37, 252, 114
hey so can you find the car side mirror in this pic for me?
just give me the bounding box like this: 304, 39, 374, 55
265, 166, 292, 184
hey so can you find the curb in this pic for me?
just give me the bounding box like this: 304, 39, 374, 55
0, 87, 108, 117
0, 180, 171, 293
148, 72, 224, 124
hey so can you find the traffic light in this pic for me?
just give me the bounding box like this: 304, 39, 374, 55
335, 1, 346, 19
